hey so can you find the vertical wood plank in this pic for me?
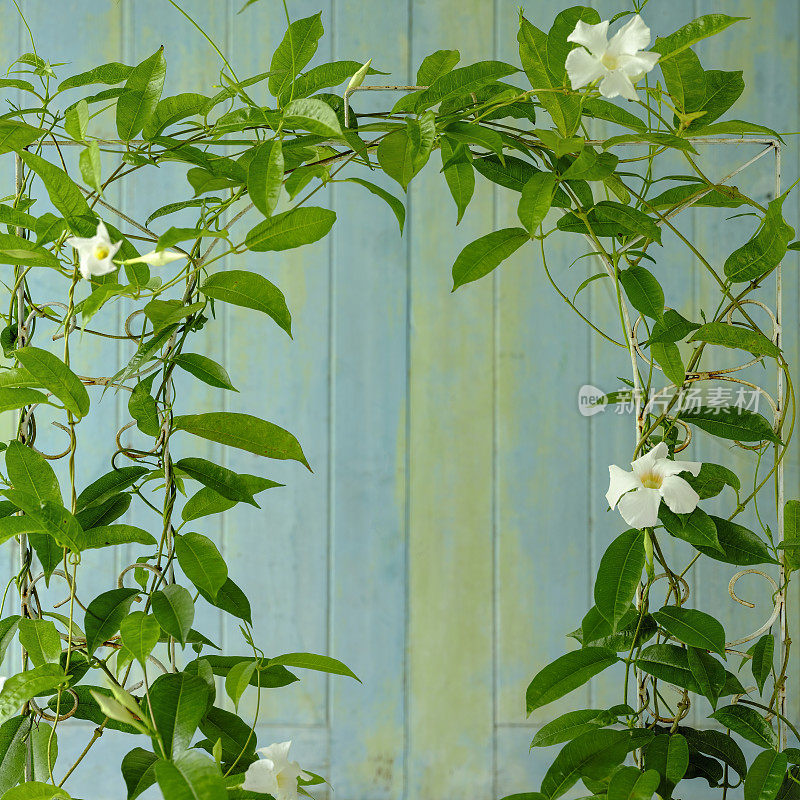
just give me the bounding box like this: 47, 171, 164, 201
406, 1, 495, 797
328, 0, 410, 796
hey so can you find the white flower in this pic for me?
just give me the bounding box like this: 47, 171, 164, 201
119, 249, 185, 267
242, 741, 310, 800
65, 220, 121, 280
565, 14, 659, 101
606, 442, 701, 529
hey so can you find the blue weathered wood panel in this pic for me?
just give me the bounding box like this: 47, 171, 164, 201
1, 1, 798, 798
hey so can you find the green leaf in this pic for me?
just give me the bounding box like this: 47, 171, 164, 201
173, 412, 309, 468
0, 665, 66, 726
784, 500, 800, 577
154, 751, 225, 800
15, 347, 90, 419
345, 178, 405, 234
59, 62, 132, 91
65, 100, 88, 142
583, 99, 647, 132
416, 60, 518, 111
200, 269, 291, 337
152, 585, 195, 647
603, 133, 698, 154
540, 729, 630, 799
531, 709, 615, 748
0, 716, 28, 795
142, 92, 209, 139
526, 647, 617, 714
197, 705, 257, 765
751, 634, 775, 695
745, 750, 788, 800
680, 406, 780, 444
2, 492, 81, 552
651, 341, 685, 386
682, 728, 747, 780
0, 782, 69, 799
561, 147, 619, 180
172, 353, 237, 392
116, 47, 167, 140
557, 201, 662, 244
417, 49, 460, 84
129, 379, 160, 437
197, 578, 252, 625
647, 183, 745, 212
0, 387, 48, 413
518, 17, 580, 137
687, 70, 745, 130
644, 734, 689, 797
268, 12, 324, 100
0, 617, 20, 665
283, 98, 342, 137
268, 652, 360, 681
607, 767, 660, 800
619, 266, 664, 320
225, 660, 257, 710
283, 60, 386, 103
149, 672, 210, 757
695, 517, 776, 566
247, 138, 284, 217
654, 15, 748, 60
451, 227, 529, 290
17, 618, 61, 667
79, 140, 102, 193
120, 612, 160, 667
594, 529, 644, 632
19, 151, 93, 221
5, 441, 61, 505
684, 463, 740, 500
84, 588, 139, 655
245, 206, 336, 252
711, 705, 777, 750
659, 506, 721, 552
377, 128, 422, 192
76, 466, 148, 512
181, 476, 281, 522
518, 173, 557, 235
175, 458, 256, 505
687, 647, 726, 709
175, 532, 227, 601
0, 234, 61, 270
576, 606, 657, 653
473, 154, 539, 193
656, 46, 706, 113
692, 120, 783, 140
636, 644, 699, 691
724, 195, 794, 283
439, 138, 474, 225
121, 747, 158, 800
0, 121, 44, 156
652, 606, 726, 656
689, 322, 780, 358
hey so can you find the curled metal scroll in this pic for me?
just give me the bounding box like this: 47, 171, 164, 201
725, 570, 782, 648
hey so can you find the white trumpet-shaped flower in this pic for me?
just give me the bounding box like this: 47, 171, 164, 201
119, 249, 185, 267
606, 442, 701, 529
242, 741, 310, 800
65, 220, 121, 280
565, 14, 659, 101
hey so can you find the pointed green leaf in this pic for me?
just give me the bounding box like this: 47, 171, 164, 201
711, 705, 777, 749
245, 206, 336, 252
84, 588, 139, 655
200, 269, 291, 336
120, 612, 160, 667
526, 647, 618, 714
152, 585, 195, 647
594, 529, 644, 632
15, 347, 90, 419
116, 47, 167, 140
175, 532, 227, 601
745, 750, 788, 800
452, 227, 529, 290
652, 606, 726, 656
